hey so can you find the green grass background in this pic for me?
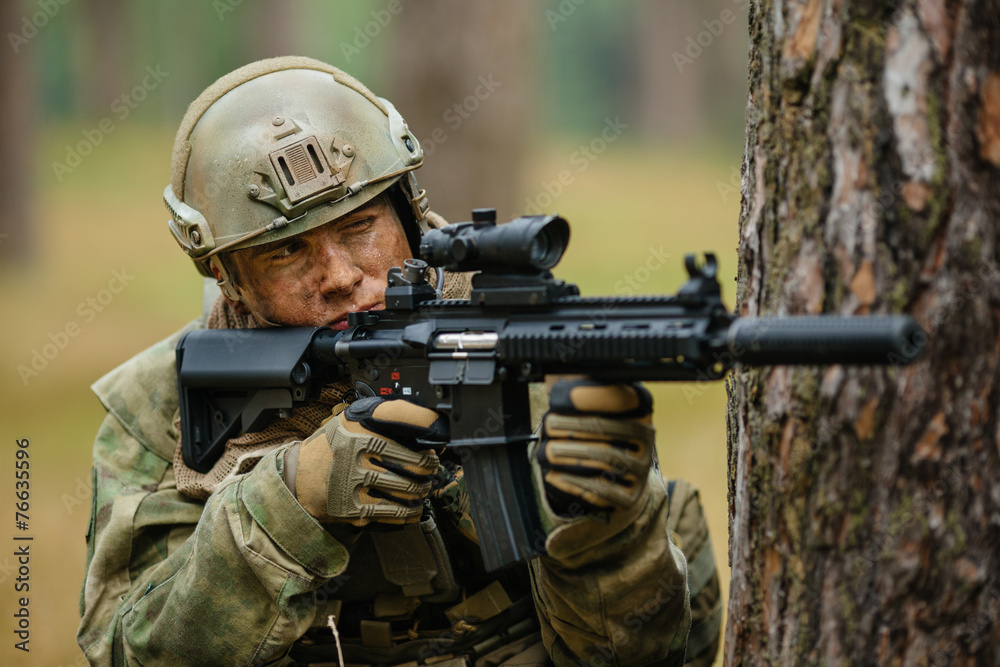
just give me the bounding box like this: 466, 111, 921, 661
0, 124, 742, 666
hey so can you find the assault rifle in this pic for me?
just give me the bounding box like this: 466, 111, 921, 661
176, 209, 925, 571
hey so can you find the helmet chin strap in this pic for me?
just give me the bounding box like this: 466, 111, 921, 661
210, 256, 284, 328
231, 283, 285, 328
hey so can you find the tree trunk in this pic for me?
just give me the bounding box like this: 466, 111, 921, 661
243, 0, 299, 62
0, 0, 35, 263
634, 0, 704, 141
726, 1, 1000, 665
82, 0, 129, 114
388, 0, 537, 224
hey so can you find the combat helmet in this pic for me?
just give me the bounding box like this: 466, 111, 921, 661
164, 56, 428, 301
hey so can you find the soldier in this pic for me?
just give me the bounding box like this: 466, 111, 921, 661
77, 57, 721, 666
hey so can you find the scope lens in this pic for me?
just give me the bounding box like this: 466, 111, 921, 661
529, 233, 550, 265
527, 218, 569, 269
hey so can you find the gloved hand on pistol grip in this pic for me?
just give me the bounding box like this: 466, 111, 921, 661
536, 379, 655, 518
291, 397, 448, 526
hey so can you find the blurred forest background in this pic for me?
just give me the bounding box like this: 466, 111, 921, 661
0, 1, 749, 664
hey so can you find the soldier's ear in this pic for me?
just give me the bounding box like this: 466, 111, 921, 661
209, 256, 252, 316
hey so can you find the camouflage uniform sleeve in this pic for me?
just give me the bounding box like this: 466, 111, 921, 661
528, 469, 692, 666
77, 414, 350, 666
665, 479, 722, 667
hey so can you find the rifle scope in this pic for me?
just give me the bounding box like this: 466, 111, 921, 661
419, 209, 570, 273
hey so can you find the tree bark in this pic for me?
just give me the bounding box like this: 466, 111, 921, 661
726, 1, 1000, 664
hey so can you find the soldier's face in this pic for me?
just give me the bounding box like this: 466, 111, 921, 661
227, 197, 412, 328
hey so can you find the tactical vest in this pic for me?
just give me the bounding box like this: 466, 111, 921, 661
288, 502, 541, 667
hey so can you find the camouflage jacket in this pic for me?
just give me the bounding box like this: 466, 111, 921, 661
78, 320, 720, 666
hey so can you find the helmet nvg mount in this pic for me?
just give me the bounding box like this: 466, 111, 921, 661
164, 56, 428, 300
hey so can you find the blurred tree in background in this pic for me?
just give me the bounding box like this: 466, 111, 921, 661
636, 0, 704, 141
0, 0, 35, 263
16, 0, 748, 225
81, 0, 130, 113
388, 0, 538, 223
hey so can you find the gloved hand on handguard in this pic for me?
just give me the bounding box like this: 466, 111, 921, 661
532, 378, 658, 553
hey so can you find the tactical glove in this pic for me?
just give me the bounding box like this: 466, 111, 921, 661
535, 378, 655, 518
289, 397, 448, 526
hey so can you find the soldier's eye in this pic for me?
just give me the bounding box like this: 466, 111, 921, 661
272, 240, 305, 260
343, 216, 375, 232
